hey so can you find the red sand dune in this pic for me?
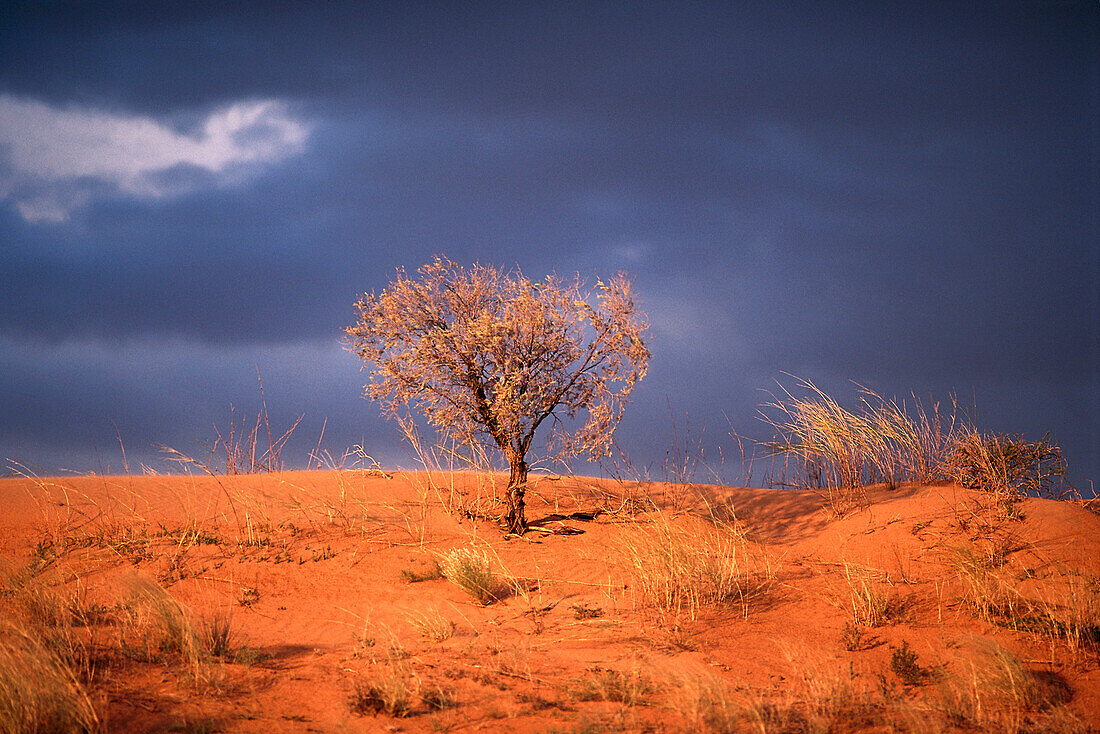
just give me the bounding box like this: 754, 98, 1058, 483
1, 470, 1097, 732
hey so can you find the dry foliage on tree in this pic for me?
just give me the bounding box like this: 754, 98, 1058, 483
345, 256, 649, 533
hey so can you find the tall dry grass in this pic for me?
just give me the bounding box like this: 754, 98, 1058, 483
0, 562, 109, 733
397, 415, 507, 537
936, 636, 1078, 731
437, 547, 511, 605
761, 376, 1073, 511
615, 512, 771, 621
118, 576, 234, 687
0, 622, 100, 734
944, 541, 1100, 649
762, 377, 957, 492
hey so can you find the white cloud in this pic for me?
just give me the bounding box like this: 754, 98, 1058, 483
0, 95, 310, 223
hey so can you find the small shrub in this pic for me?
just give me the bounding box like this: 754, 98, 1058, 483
401, 561, 444, 584
945, 430, 1069, 499
890, 641, 930, 686
421, 685, 454, 711
571, 603, 604, 620
840, 621, 876, 652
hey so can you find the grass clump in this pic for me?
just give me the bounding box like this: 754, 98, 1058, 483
118, 577, 233, 687
571, 667, 653, 706
0, 622, 100, 734
937, 637, 1074, 730
616, 513, 769, 621
672, 673, 745, 733
437, 548, 509, 605
944, 543, 1100, 648
571, 603, 604, 620
761, 377, 955, 510
349, 661, 413, 717
840, 562, 895, 627
0, 565, 106, 732
761, 377, 1075, 509
405, 609, 456, 641
401, 560, 444, 584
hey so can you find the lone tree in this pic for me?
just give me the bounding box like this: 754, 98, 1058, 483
345, 256, 649, 533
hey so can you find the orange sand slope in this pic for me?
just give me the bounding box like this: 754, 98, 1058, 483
1, 470, 1098, 733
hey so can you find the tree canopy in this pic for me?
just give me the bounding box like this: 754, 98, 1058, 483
345, 256, 649, 532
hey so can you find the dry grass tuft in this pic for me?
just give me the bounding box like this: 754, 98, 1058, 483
616, 513, 770, 621
349, 658, 414, 717
571, 666, 654, 706
405, 608, 456, 642
0, 622, 100, 734
937, 636, 1076, 730
437, 547, 510, 605
944, 541, 1100, 649
761, 377, 957, 510
117, 577, 233, 687
671, 672, 744, 733
0, 564, 103, 733
761, 377, 1076, 511
673, 649, 870, 734
839, 562, 895, 627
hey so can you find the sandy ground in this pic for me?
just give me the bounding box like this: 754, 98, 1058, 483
1, 469, 1098, 732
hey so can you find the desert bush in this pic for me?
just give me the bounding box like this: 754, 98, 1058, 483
345, 256, 649, 533
890, 640, 932, 686
944, 429, 1070, 499
401, 560, 444, 584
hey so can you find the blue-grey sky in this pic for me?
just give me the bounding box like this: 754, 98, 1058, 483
2, 2, 1097, 491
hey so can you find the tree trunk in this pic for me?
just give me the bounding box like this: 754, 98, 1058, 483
503, 457, 528, 534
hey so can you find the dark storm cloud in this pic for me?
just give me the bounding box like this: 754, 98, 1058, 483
0, 1, 1096, 486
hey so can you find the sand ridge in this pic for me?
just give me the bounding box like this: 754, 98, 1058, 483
1, 470, 1097, 732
